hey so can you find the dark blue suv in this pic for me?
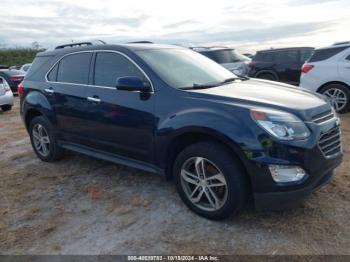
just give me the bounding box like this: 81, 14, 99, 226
20, 42, 342, 220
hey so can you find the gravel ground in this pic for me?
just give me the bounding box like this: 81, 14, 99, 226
0, 98, 349, 255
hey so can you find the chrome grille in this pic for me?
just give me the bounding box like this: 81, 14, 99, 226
312, 110, 334, 124
318, 126, 341, 158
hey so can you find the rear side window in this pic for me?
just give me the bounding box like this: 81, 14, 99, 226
346, 54, 350, 61
309, 46, 348, 62
57, 52, 92, 84
94, 52, 145, 87
255, 52, 277, 62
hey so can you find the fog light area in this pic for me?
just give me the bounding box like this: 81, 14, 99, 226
269, 165, 306, 183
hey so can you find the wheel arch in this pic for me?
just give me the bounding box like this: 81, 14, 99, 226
164, 129, 252, 193
316, 81, 350, 93
255, 70, 279, 80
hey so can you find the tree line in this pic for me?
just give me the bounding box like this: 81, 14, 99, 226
0, 48, 46, 67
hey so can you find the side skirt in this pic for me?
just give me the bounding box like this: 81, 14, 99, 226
59, 141, 164, 175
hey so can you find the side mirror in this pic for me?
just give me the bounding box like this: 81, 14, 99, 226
116, 76, 151, 92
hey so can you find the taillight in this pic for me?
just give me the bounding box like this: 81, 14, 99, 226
249, 60, 256, 66
301, 64, 314, 74
18, 82, 24, 97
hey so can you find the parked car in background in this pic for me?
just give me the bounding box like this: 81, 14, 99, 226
248, 47, 314, 85
0, 69, 25, 94
20, 42, 342, 220
300, 42, 350, 113
191, 46, 251, 76
0, 77, 14, 111
243, 53, 254, 59
20, 63, 32, 73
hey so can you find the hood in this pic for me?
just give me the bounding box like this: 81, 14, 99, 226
190, 78, 330, 119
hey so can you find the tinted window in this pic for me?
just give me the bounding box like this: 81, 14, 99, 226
300, 49, 313, 62
94, 52, 145, 87
277, 50, 298, 63
255, 52, 277, 62
47, 64, 58, 81
346, 54, 350, 61
309, 46, 348, 62
26, 56, 52, 79
57, 53, 92, 84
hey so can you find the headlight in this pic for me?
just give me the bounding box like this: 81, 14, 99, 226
251, 108, 310, 140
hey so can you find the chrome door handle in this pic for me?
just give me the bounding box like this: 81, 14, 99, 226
44, 88, 54, 94
87, 96, 101, 103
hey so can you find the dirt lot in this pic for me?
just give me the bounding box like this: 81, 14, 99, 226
0, 98, 349, 255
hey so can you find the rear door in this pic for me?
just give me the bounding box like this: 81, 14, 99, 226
45, 51, 93, 145
85, 51, 155, 163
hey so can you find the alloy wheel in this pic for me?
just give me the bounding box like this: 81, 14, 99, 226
180, 157, 228, 212
32, 123, 51, 157
323, 88, 347, 112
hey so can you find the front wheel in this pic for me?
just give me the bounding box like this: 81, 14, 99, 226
173, 142, 247, 220
320, 84, 350, 113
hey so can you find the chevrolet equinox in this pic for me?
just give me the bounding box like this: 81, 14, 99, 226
20, 42, 342, 220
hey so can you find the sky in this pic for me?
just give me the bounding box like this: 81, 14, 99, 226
0, 0, 349, 53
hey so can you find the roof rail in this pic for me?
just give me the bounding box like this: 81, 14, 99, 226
55, 40, 106, 49
127, 41, 154, 44
332, 41, 350, 46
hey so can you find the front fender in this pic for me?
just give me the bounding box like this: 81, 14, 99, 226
155, 106, 257, 168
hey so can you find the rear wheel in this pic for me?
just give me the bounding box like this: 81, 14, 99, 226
320, 83, 350, 113
257, 73, 276, 81
29, 116, 64, 161
1, 105, 12, 111
173, 142, 247, 220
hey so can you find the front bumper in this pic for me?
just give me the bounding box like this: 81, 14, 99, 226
254, 168, 338, 211
0, 91, 14, 106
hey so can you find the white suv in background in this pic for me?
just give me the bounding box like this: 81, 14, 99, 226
300, 42, 350, 113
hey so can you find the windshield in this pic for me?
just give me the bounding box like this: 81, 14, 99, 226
136, 48, 236, 89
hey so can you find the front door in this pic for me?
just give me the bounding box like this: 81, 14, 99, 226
86, 51, 155, 163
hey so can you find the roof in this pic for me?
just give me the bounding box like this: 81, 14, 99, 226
257, 47, 314, 53
38, 43, 184, 57
316, 42, 350, 50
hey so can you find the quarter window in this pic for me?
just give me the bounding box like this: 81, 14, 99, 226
94, 52, 145, 87
346, 54, 350, 61
47, 64, 58, 81
57, 53, 92, 84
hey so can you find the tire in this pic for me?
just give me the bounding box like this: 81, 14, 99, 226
29, 116, 64, 162
1, 105, 12, 111
319, 83, 350, 114
257, 73, 276, 81
173, 142, 247, 220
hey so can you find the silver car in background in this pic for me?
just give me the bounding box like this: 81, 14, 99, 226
0, 77, 14, 111
191, 46, 251, 76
